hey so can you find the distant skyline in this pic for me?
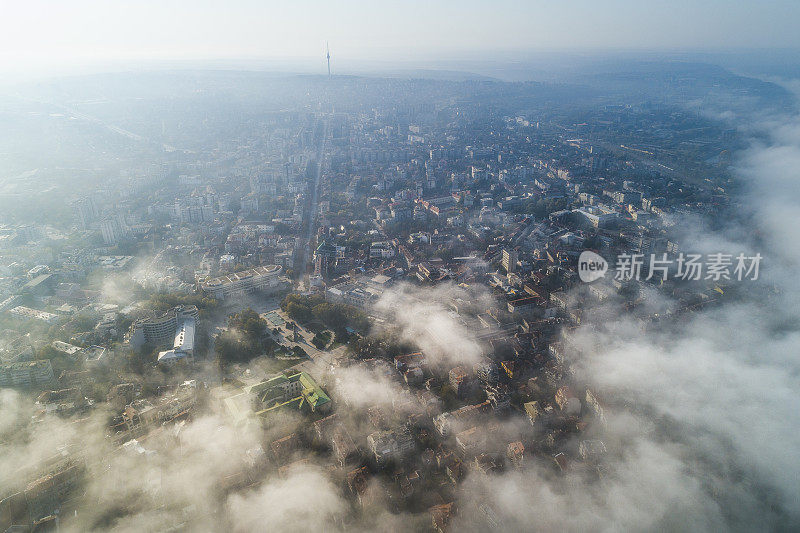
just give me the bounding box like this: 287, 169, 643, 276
1, 0, 799, 76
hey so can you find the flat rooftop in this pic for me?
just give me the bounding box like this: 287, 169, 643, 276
201, 265, 281, 287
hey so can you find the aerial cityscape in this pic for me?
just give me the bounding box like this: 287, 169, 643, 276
1, 2, 799, 532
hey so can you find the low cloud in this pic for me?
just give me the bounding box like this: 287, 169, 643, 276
454, 85, 800, 531
226, 464, 347, 533
333, 362, 414, 411
374, 282, 492, 368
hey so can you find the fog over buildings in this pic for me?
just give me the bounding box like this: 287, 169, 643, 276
1, 3, 800, 533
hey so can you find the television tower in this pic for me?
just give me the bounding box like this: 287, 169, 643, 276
326, 42, 331, 78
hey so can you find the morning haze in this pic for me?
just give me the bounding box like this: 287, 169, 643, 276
0, 2, 798, 532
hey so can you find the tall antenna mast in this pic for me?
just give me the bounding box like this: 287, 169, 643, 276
326, 41, 331, 78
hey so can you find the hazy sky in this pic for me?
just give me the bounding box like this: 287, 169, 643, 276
1, 0, 799, 72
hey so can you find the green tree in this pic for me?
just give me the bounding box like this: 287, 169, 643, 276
215, 308, 269, 365
286, 301, 312, 323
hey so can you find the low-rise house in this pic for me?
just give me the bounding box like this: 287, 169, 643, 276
331, 426, 358, 466
35, 388, 82, 414
270, 433, 299, 464
433, 400, 491, 437
555, 385, 581, 416
524, 401, 542, 426
429, 502, 455, 533
507, 441, 525, 468
367, 425, 415, 464
0, 359, 54, 388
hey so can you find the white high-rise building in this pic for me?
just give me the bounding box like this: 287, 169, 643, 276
72, 197, 97, 230
100, 217, 128, 245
